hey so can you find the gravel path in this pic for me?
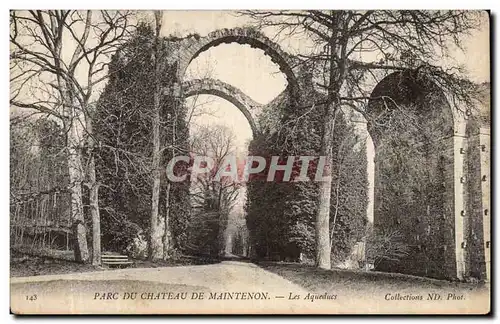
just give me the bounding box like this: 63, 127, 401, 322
10, 261, 489, 314
11, 261, 314, 314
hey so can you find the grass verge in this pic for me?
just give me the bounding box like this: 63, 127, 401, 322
257, 262, 487, 294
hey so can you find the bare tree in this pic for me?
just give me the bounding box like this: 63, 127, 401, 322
10, 10, 134, 264
161, 47, 220, 260
365, 225, 410, 269
148, 10, 164, 261
188, 125, 241, 256
241, 10, 483, 269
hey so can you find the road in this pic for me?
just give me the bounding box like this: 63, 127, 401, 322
11, 261, 325, 314
10, 260, 489, 314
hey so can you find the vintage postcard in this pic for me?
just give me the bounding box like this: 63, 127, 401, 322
9, 10, 490, 315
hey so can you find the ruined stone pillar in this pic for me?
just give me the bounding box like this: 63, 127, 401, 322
466, 125, 491, 282
479, 128, 491, 282
452, 131, 468, 280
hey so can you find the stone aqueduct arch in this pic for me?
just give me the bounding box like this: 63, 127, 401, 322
367, 72, 456, 279
169, 27, 302, 136
165, 28, 490, 282
175, 28, 300, 88
182, 78, 262, 136
364, 72, 490, 281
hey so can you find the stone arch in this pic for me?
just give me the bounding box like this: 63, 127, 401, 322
367, 71, 454, 146
182, 78, 262, 136
367, 71, 457, 280
176, 28, 299, 88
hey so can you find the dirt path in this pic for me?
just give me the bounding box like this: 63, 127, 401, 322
11, 261, 313, 314
10, 261, 489, 314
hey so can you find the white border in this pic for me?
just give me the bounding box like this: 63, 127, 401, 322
1, 2, 498, 323
2, 0, 499, 10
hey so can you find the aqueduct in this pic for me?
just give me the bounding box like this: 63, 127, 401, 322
174, 28, 301, 88
164, 27, 490, 282
182, 78, 262, 136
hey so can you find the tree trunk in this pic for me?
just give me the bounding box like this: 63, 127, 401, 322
316, 179, 332, 269
89, 155, 101, 266
149, 80, 163, 260
217, 185, 225, 256
163, 181, 172, 259
162, 66, 176, 260
149, 115, 162, 260
83, 115, 102, 266
67, 119, 89, 263
315, 102, 337, 270
315, 16, 341, 269
330, 158, 342, 249
58, 69, 90, 264
149, 10, 164, 261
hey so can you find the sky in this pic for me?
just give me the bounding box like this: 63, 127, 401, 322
184, 43, 286, 149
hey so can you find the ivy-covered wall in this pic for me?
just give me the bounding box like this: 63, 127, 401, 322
368, 72, 456, 279
95, 25, 190, 255
246, 83, 369, 265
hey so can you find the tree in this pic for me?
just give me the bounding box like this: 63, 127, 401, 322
365, 224, 410, 269
245, 92, 368, 264
329, 114, 368, 263
188, 125, 241, 257
10, 10, 134, 264
93, 24, 191, 258
10, 118, 68, 195
149, 11, 164, 261
245, 94, 321, 261
10, 118, 71, 250
242, 10, 483, 269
